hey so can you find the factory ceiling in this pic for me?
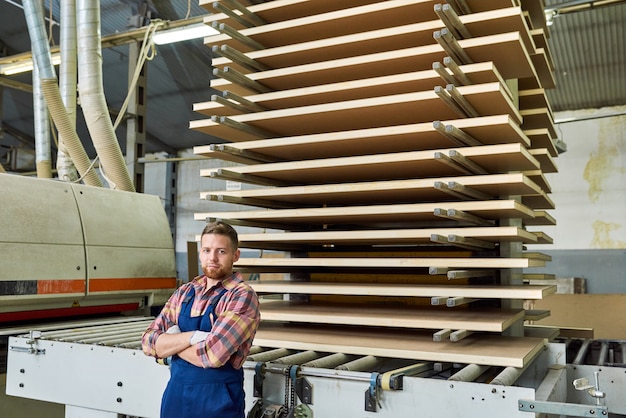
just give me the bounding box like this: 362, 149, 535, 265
0, 0, 625, 173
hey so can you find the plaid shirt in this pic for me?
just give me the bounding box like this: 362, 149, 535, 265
142, 271, 260, 369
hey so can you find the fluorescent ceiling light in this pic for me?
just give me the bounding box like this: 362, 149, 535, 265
0, 53, 62, 76
153, 23, 219, 45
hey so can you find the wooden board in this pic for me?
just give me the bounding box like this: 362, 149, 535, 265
234, 256, 547, 272
524, 310, 551, 321
519, 88, 553, 114
206, 1, 448, 51
530, 231, 553, 245
201, 0, 519, 29
238, 226, 540, 249
525, 128, 557, 157
251, 281, 556, 299
201, 0, 381, 28
194, 63, 507, 117
524, 324, 560, 340
530, 294, 626, 340
191, 82, 520, 142
200, 173, 553, 210
529, 49, 555, 89
528, 149, 558, 174
196, 199, 538, 228
204, 1, 521, 52
521, 108, 557, 139
194, 114, 530, 163
253, 323, 547, 368
524, 210, 556, 226
209, 32, 535, 95
530, 28, 549, 52
524, 170, 551, 193
260, 300, 525, 332
201, 144, 540, 186
530, 29, 555, 71
521, 1, 548, 33
210, 8, 535, 74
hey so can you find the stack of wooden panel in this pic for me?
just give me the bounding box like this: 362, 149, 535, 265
192, 0, 558, 368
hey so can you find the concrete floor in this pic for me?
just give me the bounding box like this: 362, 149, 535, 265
1, 374, 64, 418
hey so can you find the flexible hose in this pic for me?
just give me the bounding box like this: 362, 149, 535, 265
77, 0, 135, 192
22, 0, 100, 186
41, 79, 103, 186
57, 0, 79, 182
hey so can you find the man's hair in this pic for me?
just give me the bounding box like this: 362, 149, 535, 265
201, 221, 239, 250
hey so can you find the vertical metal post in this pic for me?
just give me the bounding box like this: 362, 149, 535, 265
501, 78, 524, 337
164, 157, 177, 240
125, 42, 146, 193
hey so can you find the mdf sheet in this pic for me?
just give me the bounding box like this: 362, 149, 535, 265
259, 300, 525, 332
200, 173, 554, 210
200, 0, 379, 27
195, 200, 538, 228
202, 0, 520, 29
529, 149, 558, 174
250, 281, 557, 299
201, 143, 540, 185
524, 210, 556, 227
207, 1, 457, 51
530, 49, 556, 88
205, 1, 521, 51
193, 115, 530, 163
519, 88, 553, 114
234, 256, 546, 271
521, 108, 557, 139
209, 32, 534, 95
194, 63, 507, 117
524, 170, 551, 194
253, 323, 547, 368
210, 8, 535, 73
525, 128, 558, 157
238, 226, 540, 249
191, 82, 520, 142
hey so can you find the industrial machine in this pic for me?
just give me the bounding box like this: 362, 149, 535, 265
3, 173, 622, 417
0, 173, 177, 323
4, 319, 626, 417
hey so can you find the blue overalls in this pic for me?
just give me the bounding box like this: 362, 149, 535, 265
160, 286, 245, 418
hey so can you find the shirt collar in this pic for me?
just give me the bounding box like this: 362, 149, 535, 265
192, 271, 242, 292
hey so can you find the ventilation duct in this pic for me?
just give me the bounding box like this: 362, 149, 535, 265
33, 59, 52, 178
77, 0, 135, 192
57, 0, 79, 182
21, 0, 103, 187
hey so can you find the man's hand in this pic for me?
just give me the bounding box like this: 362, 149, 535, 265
190, 331, 210, 345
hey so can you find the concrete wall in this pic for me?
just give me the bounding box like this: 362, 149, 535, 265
527, 106, 626, 293
144, 106, 626, 295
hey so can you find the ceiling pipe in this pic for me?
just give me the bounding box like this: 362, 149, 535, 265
32, 58, 52, 178
56, 0, 79, 182
29, 1, 52, 179
20, 0, 103, 187
545, 0, 626, 13
545, 0, 626, 19
77, 0, 135, 192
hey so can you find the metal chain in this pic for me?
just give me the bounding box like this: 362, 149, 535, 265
282, 370, 290, 418
290, 372, 297, 412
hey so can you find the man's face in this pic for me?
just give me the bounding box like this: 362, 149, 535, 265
199, 233, 240, 281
